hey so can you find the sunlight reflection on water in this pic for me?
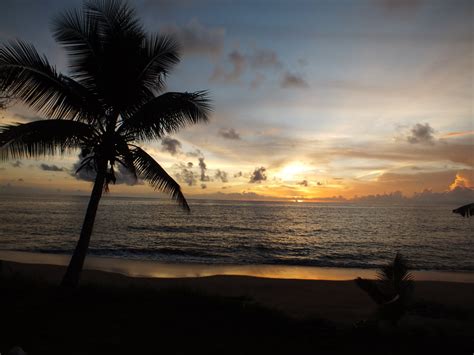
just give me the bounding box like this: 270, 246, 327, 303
0, 195, 472, 271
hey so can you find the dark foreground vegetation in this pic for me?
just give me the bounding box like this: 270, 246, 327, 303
1, 272, 473, 355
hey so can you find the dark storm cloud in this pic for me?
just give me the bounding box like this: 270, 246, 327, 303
406, 123, 435, 144
198, 157, 210, 182
161, 137, 182, 156
280, 72, 309, 89
214, 169, 228, 183
160, 19, 225, 57
218, 128, 241, 140
249, 167, 267, 183
39, 164, 64, 172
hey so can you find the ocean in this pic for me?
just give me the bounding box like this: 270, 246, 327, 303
0, 194, 472, 271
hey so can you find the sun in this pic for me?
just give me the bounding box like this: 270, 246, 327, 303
278, 163, 310, 180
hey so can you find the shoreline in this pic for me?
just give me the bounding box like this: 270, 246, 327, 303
1, 249, 473, 283
2, 258, 474, 323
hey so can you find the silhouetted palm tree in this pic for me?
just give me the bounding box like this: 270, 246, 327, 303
355, 253, 414, 325
0, 0, 211, 289
453, 203, 474, 218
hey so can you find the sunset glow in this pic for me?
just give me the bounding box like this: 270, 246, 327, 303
0, 0, 472, 203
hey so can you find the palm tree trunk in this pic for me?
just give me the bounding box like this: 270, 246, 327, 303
60, 160, 107, 289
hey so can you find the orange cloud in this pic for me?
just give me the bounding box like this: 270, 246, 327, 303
449, 171, 473, 190
442, 130, 474, 138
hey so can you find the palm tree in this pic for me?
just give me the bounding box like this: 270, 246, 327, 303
0, 0, 211, 289
453, 203, 474, 218
355, 253, 414, 325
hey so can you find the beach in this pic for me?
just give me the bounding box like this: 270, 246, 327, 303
1, 257, 474, 321
2, 256, 474, 354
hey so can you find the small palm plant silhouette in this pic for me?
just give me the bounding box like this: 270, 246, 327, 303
0, 0, 211, 289
355, 253, 414, 325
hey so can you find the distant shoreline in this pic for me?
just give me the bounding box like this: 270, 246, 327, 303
1, 250, 473, 283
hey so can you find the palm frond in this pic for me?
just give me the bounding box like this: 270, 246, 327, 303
356, 253, 414, 305
137, 34, 180, 95
453, 203, 474, 218
114, 137, 137, 180
0, 120, 95, 160
85, 0, 143, 39
51, 6, 102, 93
355, 277, 387, 305
119, 91, 211, 141
131, 146, 189, 211
376, 253, 414, 292
0, 40, 103, 121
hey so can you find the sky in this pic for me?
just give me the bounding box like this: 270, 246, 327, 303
0, 0, 473, 202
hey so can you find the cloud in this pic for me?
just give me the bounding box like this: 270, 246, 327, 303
186, 149, 203, 158
71, 156, 141, 186
298, 180, 308, 187
214, 169, 228, 183
175, 163, 197, 186
211, 47, 281, 83
347, 169, 474, 197
39, 164, 64, 172
353, 186, 474, 205
198, 157, 210, 182
406, 123, 435, 144
71, 158, 96, 182
11, 160, 22, 168
449, 170, 473, 190
281, 72, 309, 89
211, 50, 246, 83
249, 48, 281, 68
160, 19, 225, 57
250, 73, 265, 89
322, 138, 473, 168
249, 167, 267, 183
441, 130, 474, 139
298, 58, 308, 66
116, 164, 143, 186
161, 137, 182, 156
218, 128, 241, 140
379, 0, 423, 12
191, 191, 278, 201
